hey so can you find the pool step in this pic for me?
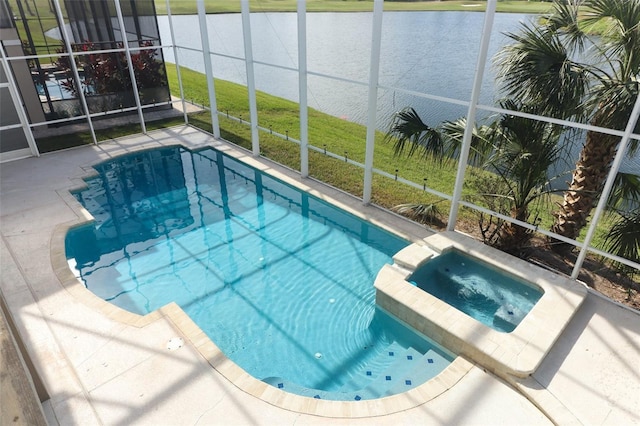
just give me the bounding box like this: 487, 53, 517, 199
386, 349, 450, 395
262, 345, 451, 401
360, 346, 426, 399
339, 341, 408, 391
349, 347, 450, 399
262, 376, 340, 400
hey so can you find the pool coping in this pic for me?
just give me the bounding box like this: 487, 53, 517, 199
374, 231, 589, 378
48, 137, 478, 418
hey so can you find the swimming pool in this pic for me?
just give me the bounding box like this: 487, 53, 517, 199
409, 250, 543, 332
65, 146, 453, 400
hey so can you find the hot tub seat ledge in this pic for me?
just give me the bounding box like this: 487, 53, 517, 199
374, 231, 588, 378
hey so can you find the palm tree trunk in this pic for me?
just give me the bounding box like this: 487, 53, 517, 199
550, 126, 620, 252
497, 206, 531, 255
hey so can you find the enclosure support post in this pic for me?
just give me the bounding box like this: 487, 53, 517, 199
298, 0, 309, 177
571, 93, 640, 279
51, 0, 98, 145
363, 0, 384, 204
447, 0, 496, 230
0, 47, 39, 157
241, 0, 260, 156
165, 0, 188, 124
114, 0, 146, 134
197, 0, 220, 138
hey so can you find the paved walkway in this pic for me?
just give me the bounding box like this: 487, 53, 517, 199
527, 293, 640, 424
1, 126, 638, 425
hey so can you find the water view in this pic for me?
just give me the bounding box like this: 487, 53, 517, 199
158, 11, 524, 126
157, 11, 640, 175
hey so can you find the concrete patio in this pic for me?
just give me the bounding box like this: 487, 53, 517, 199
1, 126, 639, 425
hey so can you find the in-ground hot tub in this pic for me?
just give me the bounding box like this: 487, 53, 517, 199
408, 249, 543, 333
375, 232, 588, 377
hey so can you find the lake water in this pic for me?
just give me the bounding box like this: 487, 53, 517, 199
157, 11, 640, 175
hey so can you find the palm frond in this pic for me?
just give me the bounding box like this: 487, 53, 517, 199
608, 172, 640, 211
494, 23, 589, 118
546, 0, 586, 52
603, 209, 640, 266
384, 107, 445, 161
392, 202, 442, 224
583, 0, 640, 78
440, 117, 495, 167
486, 100, 563, 209
590, 79, 640, 140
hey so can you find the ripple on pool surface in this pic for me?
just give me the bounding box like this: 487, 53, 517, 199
409, 250, 543, 332
65, 146, 453, 399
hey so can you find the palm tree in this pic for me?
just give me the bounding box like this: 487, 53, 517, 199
480, 101, 564, 253
385, 108, 492, 166
383, 109, 482, 228
385, 101, 563, 254
603, 209, 640, 276
602, 172, 640, 274
494, 0, 640, 253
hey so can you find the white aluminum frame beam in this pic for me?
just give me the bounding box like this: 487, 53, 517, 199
571, 93, 640, 279
113, 0, 146, 134
0, 48, 39, 157
298, 0, 309, 177
241, 0, 260, 155
363, 0, 384, 204
51, 0, 98, 145
197, 0, 220, 138
447, 0, 496, 230
165, 0, 188, 124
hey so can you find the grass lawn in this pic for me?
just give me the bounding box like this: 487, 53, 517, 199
157, 1, 554, 15
7, 0, 62, 56
166, 64, 622, 251
175, 65, 637, 262
170, 65, 457, 213
30, 61, 627, 273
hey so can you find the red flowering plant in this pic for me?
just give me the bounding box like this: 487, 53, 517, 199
55, 41, 167, 100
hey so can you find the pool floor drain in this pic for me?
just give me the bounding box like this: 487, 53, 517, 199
167, 337, 184, 351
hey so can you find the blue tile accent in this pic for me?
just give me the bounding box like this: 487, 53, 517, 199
428, 358, 434, 364
405, 380, 412, 385
277, 383, 284, 389
385, 375, 391, 381
389, 351, 394, 356
314, 395, 321, 399
407, 355, 413, 360
366, 371, 372, 376
354, 395, 362, 401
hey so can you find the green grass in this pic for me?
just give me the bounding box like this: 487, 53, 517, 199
171, 65, 569, 240
33, 62, 626, 263
156, 1, 554, 15
168, 65, 457, 213
167, 65, 629, 254
7, 0, 62, 56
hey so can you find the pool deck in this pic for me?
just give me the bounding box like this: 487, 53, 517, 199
1, 126, 639, 425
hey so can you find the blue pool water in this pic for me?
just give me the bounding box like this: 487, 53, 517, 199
409, 250, 543, 333
65, 146, 453, 400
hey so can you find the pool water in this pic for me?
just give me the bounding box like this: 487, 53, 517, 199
65, 146, 453, 400
409, 250, 543, 332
